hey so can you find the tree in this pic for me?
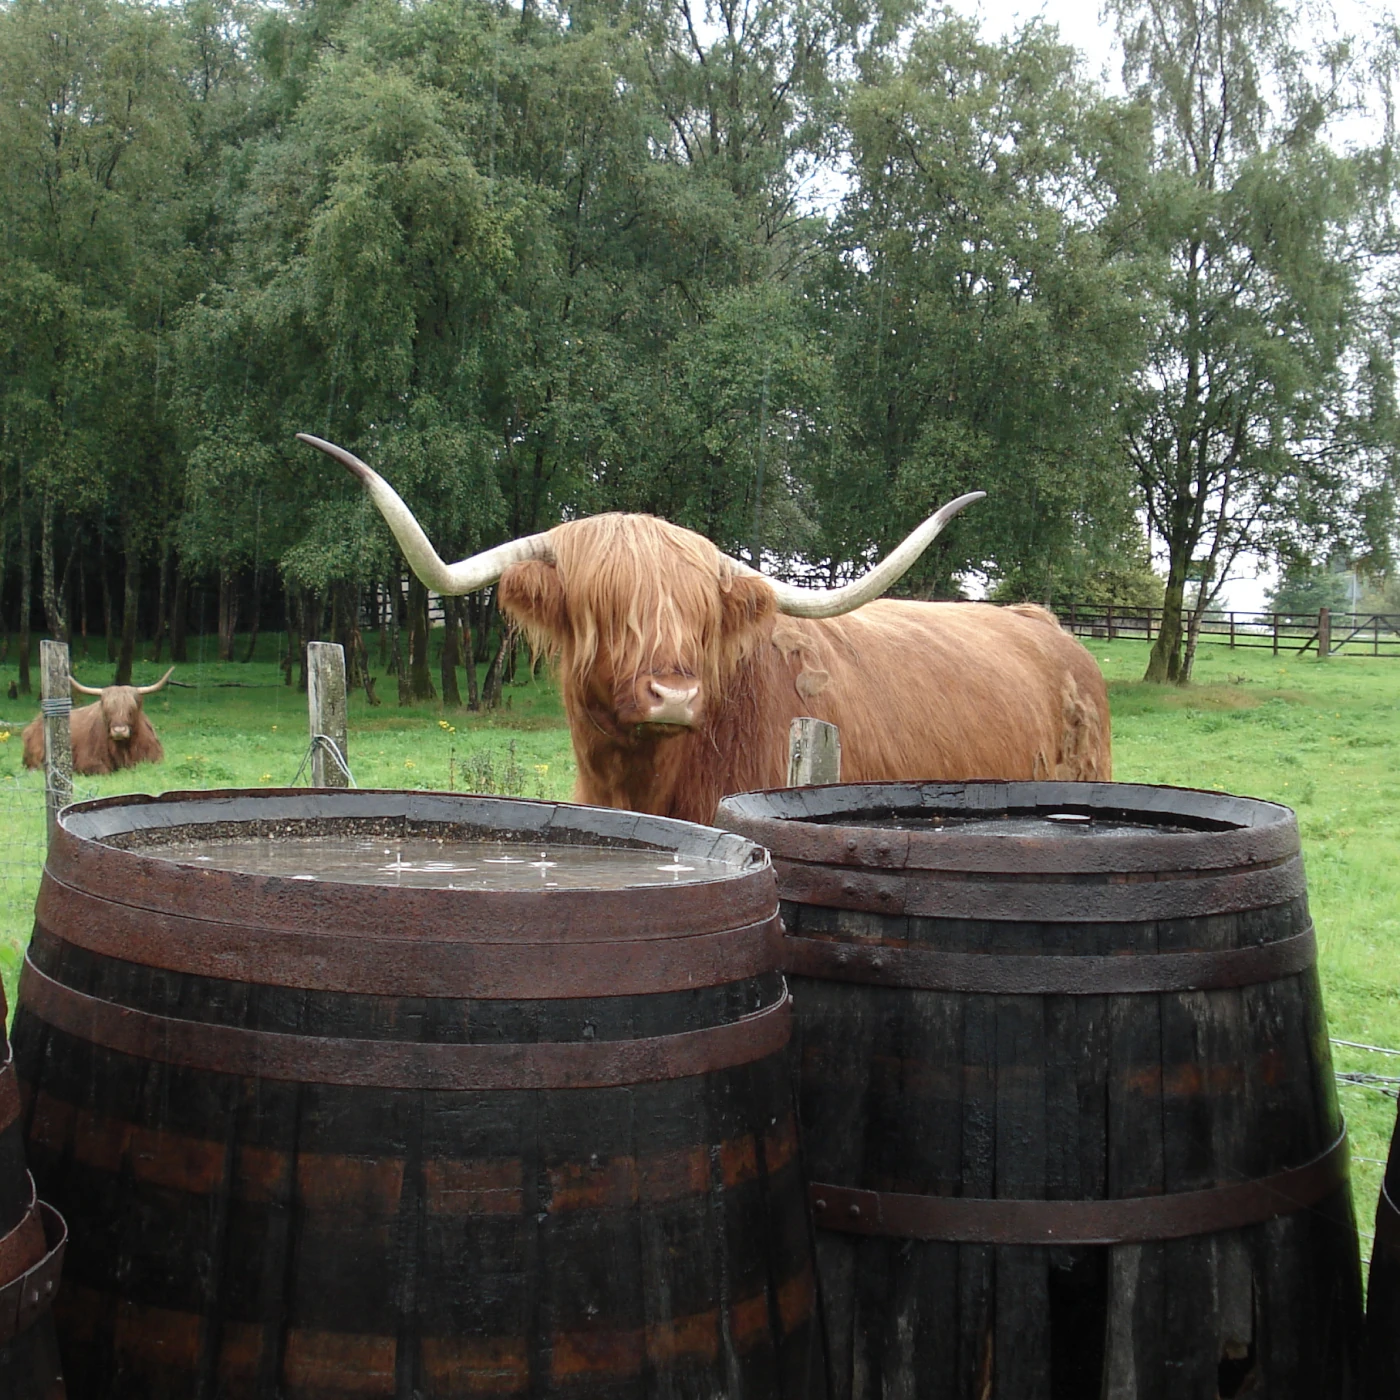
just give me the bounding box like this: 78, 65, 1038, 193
1266, 564, 1351, 617
815, 14, 1149, 595
1108, 0, 1397, 683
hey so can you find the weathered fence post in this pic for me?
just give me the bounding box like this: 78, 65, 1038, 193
1272, 614, 1280, 655
307, 641, 349, 787
1317, 607, 1331, 661
1229, 612, 1236, 649
788, 717, 841, 786
40, 639, 73, 842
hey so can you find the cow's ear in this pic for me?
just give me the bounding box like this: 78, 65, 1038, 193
499, 560, 568, 643
719, 573, 776, 637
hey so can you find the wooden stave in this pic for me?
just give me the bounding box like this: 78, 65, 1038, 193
782, 897, 1362, 1400
1363, 1106, 1400, 1399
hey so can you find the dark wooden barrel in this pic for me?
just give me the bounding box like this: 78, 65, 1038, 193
0, 982, 68, 1399
717, 780, 1363, 1400
12, 789, 821, 1400
1364, 1104, 1400, 1397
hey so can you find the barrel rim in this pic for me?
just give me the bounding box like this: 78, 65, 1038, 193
49, 789, 777, 939
715, 780, 1299, 875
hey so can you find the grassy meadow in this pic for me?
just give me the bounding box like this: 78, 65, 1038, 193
0, 628, 1396, 1255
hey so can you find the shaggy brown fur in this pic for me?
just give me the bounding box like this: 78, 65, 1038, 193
500, 513, 1111, 823
22, 686, 167, 776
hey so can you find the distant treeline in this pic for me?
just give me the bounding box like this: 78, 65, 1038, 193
2, 0, 1397, 691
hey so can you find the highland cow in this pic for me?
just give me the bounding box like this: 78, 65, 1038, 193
301, 434, 1110, 824
23, 669, 174, 776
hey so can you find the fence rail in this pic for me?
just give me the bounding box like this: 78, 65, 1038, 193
1056, 605, 1400, 657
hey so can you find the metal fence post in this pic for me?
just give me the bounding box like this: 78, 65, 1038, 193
40, 640, 73, 842
788, 717, 841, 786
307, 641, 350, 787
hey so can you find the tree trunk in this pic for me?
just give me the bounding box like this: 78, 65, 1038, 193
481, 625, 512, 709
78, 557, 89, 659
40, 494, 69, 642
407, 575, 436, 702
1145, 549, 1189, 683
150, 543, 171, 663
217, 567, 238, 662
389, 579, 411, 706
102, 551, 116, 662
282, 582, 297, 687
297, 587, 317, 692
378, 585, 389, 667
440, 597, 463, 707
170, 566, 189, 663
243, 566, 261, 663
471, 589, 497, 663
17, 504, 32, 695
114, 528, 140, 685
1180, 581, 1217, 684
461, 604, 479, 711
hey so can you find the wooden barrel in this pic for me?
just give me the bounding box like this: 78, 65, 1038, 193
1364, 1104, 1400, 1397
717, 780, 1363, 1400
0, 982, 68, 1400
12, 789, 820, 1400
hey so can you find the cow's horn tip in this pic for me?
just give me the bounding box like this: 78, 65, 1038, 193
297, 433, 374, 484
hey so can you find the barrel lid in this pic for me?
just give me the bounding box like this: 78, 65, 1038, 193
48, 789, 775, 942
715, 781, 1299, 876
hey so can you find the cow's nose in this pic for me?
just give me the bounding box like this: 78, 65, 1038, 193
644, 680, 700, 726
110, 725, 130, 741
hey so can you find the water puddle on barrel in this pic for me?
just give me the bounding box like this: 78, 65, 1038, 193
134, 835, 734, 890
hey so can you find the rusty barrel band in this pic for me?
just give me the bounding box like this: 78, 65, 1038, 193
0, 1051, 19, 1136
1375, 1176, 1400, 1252
774, 853, 1305, 923
783, 924, 1317, 995
34, 879, 782, 998
0, 1176, 43, 1283
19, 956, 792, 1090
808, 1128, 1349, 1246
0, 1202, 66, 1347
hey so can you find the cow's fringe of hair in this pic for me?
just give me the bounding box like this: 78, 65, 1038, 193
547, 514, 746, 694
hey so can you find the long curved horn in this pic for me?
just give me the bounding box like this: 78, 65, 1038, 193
729, 491, 986, 619
70, 678, 104, 696
137, 666, 176, 696
297, 434, 554, 594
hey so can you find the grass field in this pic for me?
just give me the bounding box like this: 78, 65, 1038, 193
0, 630, 1396, 1260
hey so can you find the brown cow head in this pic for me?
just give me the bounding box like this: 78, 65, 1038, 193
72, 669, 174, 745
498, 514, 776, 737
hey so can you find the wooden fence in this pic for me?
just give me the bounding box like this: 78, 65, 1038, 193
1056, 604, 1400, 658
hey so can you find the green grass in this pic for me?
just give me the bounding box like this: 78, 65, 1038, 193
0, 631, 1397, 1257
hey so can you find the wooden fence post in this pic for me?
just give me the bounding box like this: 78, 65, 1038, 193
308, 641, 350, 787
1317, 607, 1331, 662
788, 717, 841, 786
1272, 614, 1279, 655
40, 640, 73, 842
